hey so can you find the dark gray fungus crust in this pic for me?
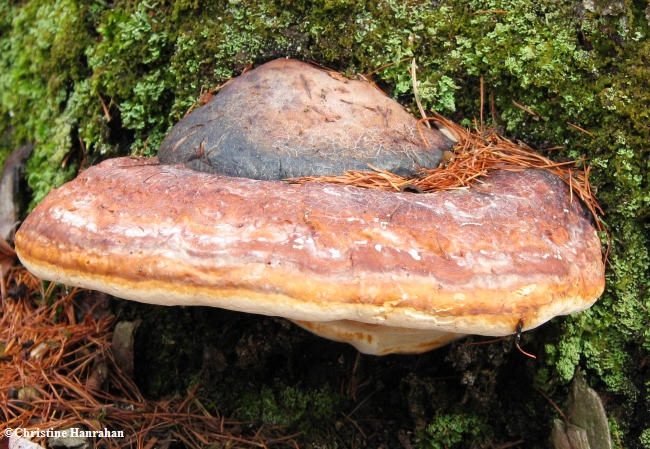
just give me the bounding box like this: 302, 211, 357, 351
158, 59, 452, 180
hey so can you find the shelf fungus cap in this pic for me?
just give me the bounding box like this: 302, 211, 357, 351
15, 158, 605, 355
158, 58, 452, 179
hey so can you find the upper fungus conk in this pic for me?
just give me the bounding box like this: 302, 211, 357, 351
158, 59, 453, 178
14, 60, 605, 355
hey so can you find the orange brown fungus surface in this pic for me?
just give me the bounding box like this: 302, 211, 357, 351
15, 156, 605, 355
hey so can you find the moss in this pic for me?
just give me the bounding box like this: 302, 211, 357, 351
416, 413, 490, 449
0, 0, 101, 206
2, 0, 649, 447
640, 428, 650, 449
238, 384, 339, 430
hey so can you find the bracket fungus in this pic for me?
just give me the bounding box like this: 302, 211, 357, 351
14, 60, 605, 355
158, 59, 452, 178
15, 159, 604, 355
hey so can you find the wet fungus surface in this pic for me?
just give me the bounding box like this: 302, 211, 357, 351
15, 157, 604, 354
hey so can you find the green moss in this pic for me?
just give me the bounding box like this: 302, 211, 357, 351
2, 0, 649, 447
417, 413, 490, 449
239, 384, 339, 429
640, 428, 650, 449
0, 0, 98, 206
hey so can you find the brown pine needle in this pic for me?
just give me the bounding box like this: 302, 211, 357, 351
1, 265, 293, 448
98, 93, 111, 122
472, 9, 509, 14
480, 75, 485, 131
515, 339, 537, 359
512, 99, 538, 117
535, 388, 567, 421
411, 59, 430, 128
567, 121, 595, 138
286, 111, 605, 235
364, 57, 410, 78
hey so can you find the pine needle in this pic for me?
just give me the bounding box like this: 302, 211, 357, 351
286, 111, 605, 234
1, 266, 295, 448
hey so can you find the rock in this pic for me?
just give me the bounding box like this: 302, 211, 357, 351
582, 0, 624, 15
566, 423, 592, 449
551, 371, 613, 449
111, 320, 140, 377
29, 342, 52, 360
48, 429, 89, 449
551, 420, 591, 449
551, 419, 572, 449
86, 359, 109, 391
8, 434, 46, 449
16, 386, 41, 403
567, 371, 612, 449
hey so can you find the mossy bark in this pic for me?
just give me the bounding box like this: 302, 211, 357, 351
1, 1, 648, 447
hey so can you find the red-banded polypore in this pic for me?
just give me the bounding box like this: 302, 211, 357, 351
14, 59, 604, 355
15, 158, 604, 355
